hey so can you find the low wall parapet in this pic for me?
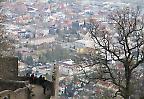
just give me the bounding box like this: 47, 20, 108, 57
0, 87, 30, 99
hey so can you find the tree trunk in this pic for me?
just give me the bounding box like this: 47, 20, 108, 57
124, 66, 131, 99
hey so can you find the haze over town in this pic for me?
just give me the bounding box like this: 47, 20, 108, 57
0, 0, 144, 99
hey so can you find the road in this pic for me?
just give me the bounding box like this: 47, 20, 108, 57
31, 85, 47, 99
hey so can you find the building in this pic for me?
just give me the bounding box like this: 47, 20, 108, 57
28, 37, 55, 45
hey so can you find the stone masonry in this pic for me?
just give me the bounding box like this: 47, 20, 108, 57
0, 57, 18, 80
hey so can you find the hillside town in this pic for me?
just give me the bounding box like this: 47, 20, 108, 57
1, 0, 133, 75
0, 0, 144, 99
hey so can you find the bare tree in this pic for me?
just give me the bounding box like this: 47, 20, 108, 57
76, 7, 144, 99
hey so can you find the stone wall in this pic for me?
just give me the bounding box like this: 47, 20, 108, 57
0, 79, 26, 91
0, 90, 15, 99
0, 57, 18, 80
15, 87, 30, 99
0, 87, 30, 99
